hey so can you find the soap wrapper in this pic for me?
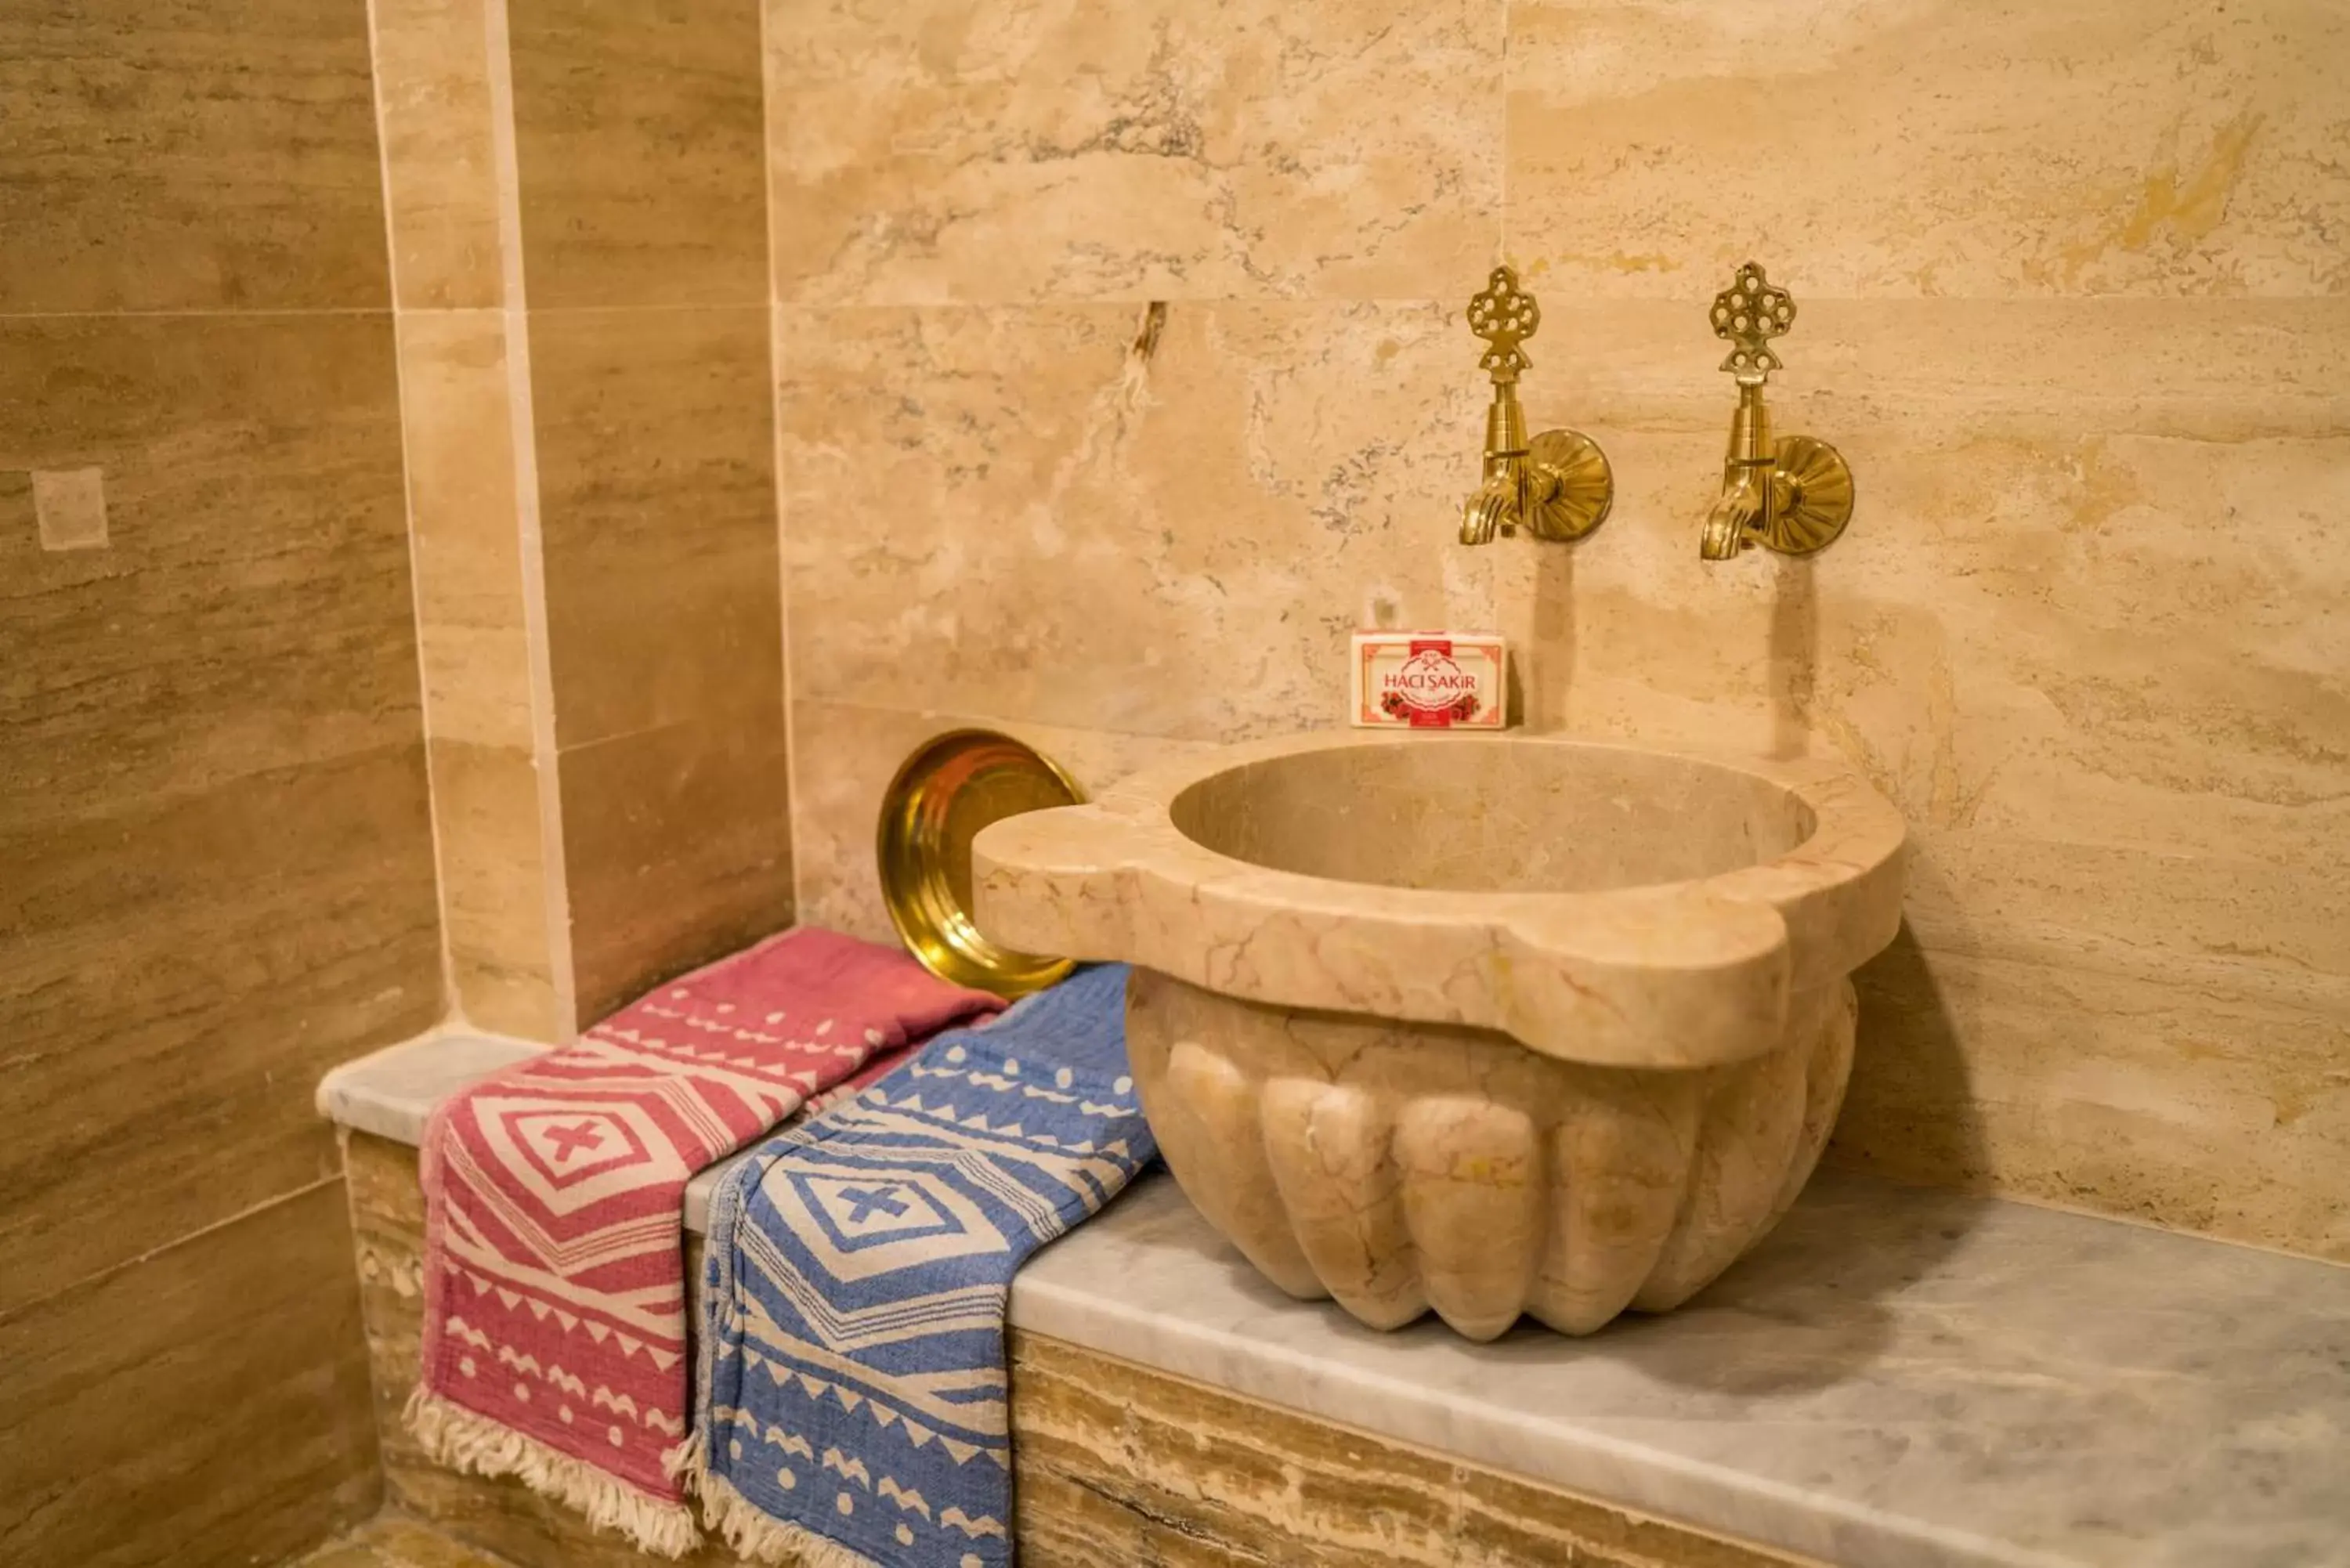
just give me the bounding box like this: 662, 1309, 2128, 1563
1350, 631, 1506, 729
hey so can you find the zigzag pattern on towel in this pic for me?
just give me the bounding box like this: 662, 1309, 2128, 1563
904, 1060, 1137, 1118
940, 1507, 1007, 1540
716, 1406, 1008, 1538
876, 1476, 931, 1517
696, 968, 1155, 1568
412, 927, 1003, 1520
721, 1335, 1014, 1463
436, 1316, 688, 1434
710, 1405, 817, 1460
739, 1231, 1008, 1347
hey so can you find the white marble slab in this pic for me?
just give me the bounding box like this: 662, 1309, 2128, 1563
315, 1031, 546, 1142
319, 1035, 2350, 1568
1015, 1175, 2350, 1568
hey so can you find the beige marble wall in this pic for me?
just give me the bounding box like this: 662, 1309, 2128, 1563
371, 0, 791, 1032
767, 0, 2350, 1260
373, 0, 568, 1040
0, 2, 436, 1559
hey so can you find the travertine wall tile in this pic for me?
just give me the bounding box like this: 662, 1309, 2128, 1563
370, 0, 506, 309
0, 1184, 384, 1568
0, 742, 443, 1310
1473, 296, 2349, 1252
1849, 935, 2350, 1258
428, 738, 565, 1042
370, 0, 787, 1035
0, 316, 432, 805
367, 0, 570, 1035
0, 313, 446, 1310
399, 310, 537, 753
0, 0, 392, 313
780, 302, 1503, 739
1506, 0, 2350, 298
1438, 297, 2350, 441
559, 715, 794, 1024
533, 305, 783, 748
2, 12, 431, 1563
763, 0, 1506, 305
508, 0, 768, 308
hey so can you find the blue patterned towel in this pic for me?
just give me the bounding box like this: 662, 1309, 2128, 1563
683, 963, 1155, 1566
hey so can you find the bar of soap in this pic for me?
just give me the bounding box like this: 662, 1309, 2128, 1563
1349, 631, 1506, 729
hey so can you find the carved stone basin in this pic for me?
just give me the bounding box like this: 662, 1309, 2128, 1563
972, 732, 1907, 1340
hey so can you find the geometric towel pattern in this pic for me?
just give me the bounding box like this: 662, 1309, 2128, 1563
686, 962, 1155, 1567
407, 927, 1004, 1556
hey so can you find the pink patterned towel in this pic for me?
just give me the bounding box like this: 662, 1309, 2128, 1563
406, 928, 1003, 1555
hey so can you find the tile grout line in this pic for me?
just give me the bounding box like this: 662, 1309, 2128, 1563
481, 0, 579, 1041
0, 1173, 348, 1328
1499, 0, 1513, 271
5, 298, 2346, 324
786, 696, 1215, 755
0, 306, 395, 321
361, 0, 465, 1030
758, 0, 806, 923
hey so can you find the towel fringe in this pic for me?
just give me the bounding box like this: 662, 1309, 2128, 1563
405, 1386, 700, 1559
660, 1424, 707, 1486
674, 1434, 884, 1568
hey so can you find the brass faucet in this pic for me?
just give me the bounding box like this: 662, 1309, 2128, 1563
1700, 262, 1855, 560
1459, 266, 1612, 546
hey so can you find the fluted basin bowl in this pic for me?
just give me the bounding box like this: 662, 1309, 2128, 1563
971, 732, 1907, 1340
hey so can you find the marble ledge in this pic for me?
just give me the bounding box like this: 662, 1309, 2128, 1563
317, 1031, 2350, 1568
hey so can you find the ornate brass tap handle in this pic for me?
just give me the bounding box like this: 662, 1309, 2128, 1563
1710, 262, 1795, 381
1697, 261, 1854, 560
1467, 266, 1541, 384
1458, 265, 1611, 547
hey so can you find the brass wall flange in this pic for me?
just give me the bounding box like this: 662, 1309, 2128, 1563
1459, 266, 1614, 547
1700, 262, 1856, 560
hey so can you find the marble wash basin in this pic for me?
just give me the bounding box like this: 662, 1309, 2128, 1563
972, 731, 1907, 1341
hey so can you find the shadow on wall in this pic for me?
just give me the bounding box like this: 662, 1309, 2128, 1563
1395, 537, 1979, 1385
1836, 862, 1992, 1194
1504, 529, 1818, 749
1507, 542, 1578, 732
1769, 553, 1817, 759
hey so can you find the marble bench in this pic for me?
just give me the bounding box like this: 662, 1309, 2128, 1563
320, 1031, 2350, 1568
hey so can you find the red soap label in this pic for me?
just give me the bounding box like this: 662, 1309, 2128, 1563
1350, 632, 1506, 728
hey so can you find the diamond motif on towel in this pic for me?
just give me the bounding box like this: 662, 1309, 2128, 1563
764, 1163, 1008, 1284
802, 1176, 962, 1248
515, 1111, 639, 1180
